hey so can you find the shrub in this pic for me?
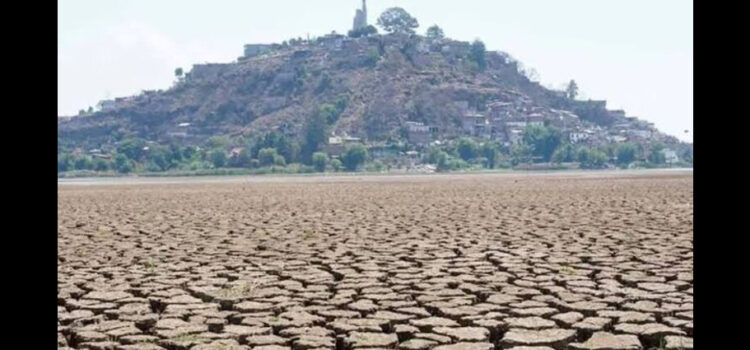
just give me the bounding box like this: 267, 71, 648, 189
312, 152, 328, 172
258, 148, 278, 166
331, 159, 343, 172
341, 144, 367, 171
209, 149, 227, 168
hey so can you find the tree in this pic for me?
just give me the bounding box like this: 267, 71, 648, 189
377, 7, 419, 34
74, 156, 94, 170
58, 154, 72, 172
258, 148, 278, 166
174, 67, 183, 79
93, 158, 109, 171
117, 138, 145, 160
470, 39, 487, 71
312, 152, 328, 172
115, 154, 133, 173
435, 151, 450, 172
330, 159, 343, 172
456, 137, 479, 161
577, 147, 607, 168
348, 25, 378, 38
302, 111, 328, 163
146, 145, 171, 171
522, 125, 561, 162
615, 143, 637, 165
480, 142, 500, 168
648, 144, 666, 164
206, 135, 231, 149
510, 143, 533, 165
341, 144, 367, 171
551, 144, 576, 163
426, 25, 445, 40
317, 104, 342, 125
566, 80, 579, 100
228, 148, 251, 168
209, 149, 227, 168
273, 155, 286, 167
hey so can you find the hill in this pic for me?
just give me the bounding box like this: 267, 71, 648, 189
58, 20, 691, 174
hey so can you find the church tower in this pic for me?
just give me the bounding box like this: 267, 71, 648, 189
353, 0, 368, 31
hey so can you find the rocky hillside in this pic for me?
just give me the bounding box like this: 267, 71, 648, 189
58, 32, 680, 151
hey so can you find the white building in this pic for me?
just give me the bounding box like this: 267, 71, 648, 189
569, 132, 590, 144
662, 149, 679, 164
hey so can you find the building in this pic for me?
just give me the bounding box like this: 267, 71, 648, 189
229, 147, 244, 158
527, 113, 545, 127
488, 101, 514, 119
507, 128, 524, 145
662, 148, 679, 164
405, 121, 431, 146
243, 44, 272, 58
352, 0, 368, 31
462, 113, 490, 138
97, 100, 115, 112
326, 135, 362, 157
569, 131, 590, 144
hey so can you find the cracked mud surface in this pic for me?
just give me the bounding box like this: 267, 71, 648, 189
58, 172, 693, 350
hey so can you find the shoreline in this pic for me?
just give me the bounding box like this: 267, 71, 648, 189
58, 167, 693, 186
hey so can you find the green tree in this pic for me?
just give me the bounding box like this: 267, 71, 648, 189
456, 137, 479, 161
258, 148, 278, 166
117, 138, 145, 160
175, 67, 183, 78
206, 135, 231, 149
312, 152, 328, 172
566, 80, 579, 100
551, 144, 576, 163
435, 151, 450, 172
146, 145, 171, 171
330, 158, 343, 172
480, 142, 500, 168
522, 125, 562, 162
115, 154, 133, 173
341, 144, 367, 171
510, 143, 533, 165
377, 7, 419, 34
302, 111, 328, 163
648, 144, 666, 164
227, 148, 250, 168
615, 143, 637, 165
58, 154, 72, 172
74, 156, 93, 170
426, 25, 445, 40
93, 158, 110, 171
470, 39, 487, 71
273, 154, 286, 166
209, 149, 227, 168
577, 147, 607, 168
317, 104, 342, 125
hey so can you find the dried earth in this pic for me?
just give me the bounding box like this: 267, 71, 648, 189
58, 171, 693, 350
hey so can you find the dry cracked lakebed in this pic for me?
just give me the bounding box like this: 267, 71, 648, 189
58, 172, 693, 350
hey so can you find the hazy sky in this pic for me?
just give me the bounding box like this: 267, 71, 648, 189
58, 0, 693, 142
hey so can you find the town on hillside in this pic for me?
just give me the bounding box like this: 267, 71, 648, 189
58, 1, 692, 176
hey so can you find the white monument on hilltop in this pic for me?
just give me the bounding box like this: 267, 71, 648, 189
352, 0, 368, 31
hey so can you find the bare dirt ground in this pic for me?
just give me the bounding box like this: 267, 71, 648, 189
58, 171, 693, 350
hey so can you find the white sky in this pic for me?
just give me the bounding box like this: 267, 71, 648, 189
58, 0, 693, 142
